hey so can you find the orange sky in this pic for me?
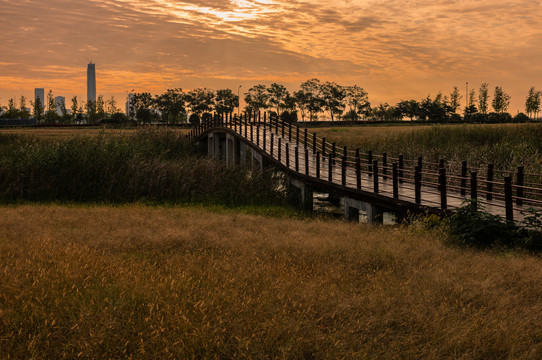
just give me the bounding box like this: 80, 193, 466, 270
1, 0, 541, 113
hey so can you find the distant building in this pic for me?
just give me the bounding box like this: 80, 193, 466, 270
87, 62, 96, 104
55, 96, 66, 116
34, 88, 45, 107
125, 93, 135, 118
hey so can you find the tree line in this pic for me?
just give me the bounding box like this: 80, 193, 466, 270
1, 81, 541, 124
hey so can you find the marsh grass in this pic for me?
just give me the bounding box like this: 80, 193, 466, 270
1, 205, 542, 359
319, 123, 542, 172
0, 128, 282, 205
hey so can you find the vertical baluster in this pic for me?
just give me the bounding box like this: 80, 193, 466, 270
415, 165, 421, 204
305, 148, 309, 175
295, 146, 299, 172
460, 161, 467, 196
328, 154, 333, 182
382, 153, 388, 180
278, 138, 282, 162
486, 163, 494, 200
312, 133, 317, 154
270, 133, 274, 156
393, 163, 398, 199
516, 166, 524, 206
316, 152, 321, 179
263, 127, 266, 151
505, 176, 514, 222
470, 171, 478, 210
296, 125, 300, 145
286, 143, 290, 168
439, 167, 447, 209
373, 160, 379, 193
356, 153, 361, 190
304, 128, 308, 147
341, 156, 346, 186
322, 137, 326, 157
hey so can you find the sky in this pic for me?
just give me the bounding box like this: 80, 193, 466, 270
1, 0, 541, 113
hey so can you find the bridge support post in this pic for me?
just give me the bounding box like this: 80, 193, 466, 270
343, 198, 384, 224
240, 142, 247, 165
287, 177, 313, 211
251, 148, 263, 173
226, 134, 235, 166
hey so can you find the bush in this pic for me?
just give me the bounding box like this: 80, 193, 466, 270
513, 112, 530, 123
447, 200, 517, 248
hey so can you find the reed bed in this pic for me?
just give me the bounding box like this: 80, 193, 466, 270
1, 205, 542, 359
0, 128, 282, 205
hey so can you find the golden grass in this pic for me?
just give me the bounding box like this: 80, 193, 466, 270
1, 205, 542, 358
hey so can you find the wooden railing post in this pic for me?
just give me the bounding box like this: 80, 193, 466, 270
398, 155, 404, 184
244, 116, 248, 139
286, 143, 290, 168
470, 171, 478, 210
288, 123, 292, 140
263, 111, 266, 125
439, 167, 447, 210
341, 156, 346, 186
417, 156, 423, 172
382, 152, 388, 180
295, 146, 299, 172
356, 154, 361, 190
460, 161, 467, 196
368, 150, 373, 176
332, 142, 336, 164
322, 137, 326, 157
305, 148, 309, 175
516, 166, 524, 206
328, 154, 333, 182
270, 133, 274, 156
316, 152, 321, 179
439, 159, 445, 169
373, 160, 379, 193
256, 125, 260, 147
296, 125, 300, 145
486, 163, 494, 200
263, 127, 266, 151
393, 163, 398, 199
504, 176, 514, 222
250, 122, 254, 142
304, 128, 308, 147
281, 122, 285, 138
312, 133, 316, 154
415, 165, 421, 204
278, 138, 282, 162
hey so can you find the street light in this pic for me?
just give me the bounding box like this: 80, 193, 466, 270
238, 85, 242, 116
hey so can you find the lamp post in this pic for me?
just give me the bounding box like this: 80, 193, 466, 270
237, 85, 242, 116
465, 82, 468, 109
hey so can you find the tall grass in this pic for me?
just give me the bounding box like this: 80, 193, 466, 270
1, 205, 542, 358
322, 123, 542, 172
0, 128, 282, 205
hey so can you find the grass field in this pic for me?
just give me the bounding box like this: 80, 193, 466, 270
0, 126, 190, 140
1, 204, 542, 359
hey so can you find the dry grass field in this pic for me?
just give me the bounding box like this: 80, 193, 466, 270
0, 126, 190, 140
1, 204, 542, 359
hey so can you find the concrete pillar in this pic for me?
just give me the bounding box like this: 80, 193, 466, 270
252, 150, 263, 173
226, 134, 234, 166
288, 178, 313, 211
344, 198, 384, 224
207, 134, 214, 157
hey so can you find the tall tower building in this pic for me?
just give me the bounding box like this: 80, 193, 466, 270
87, 62, 96, 104
34, 88, 45, 106
55, 96, 66, 116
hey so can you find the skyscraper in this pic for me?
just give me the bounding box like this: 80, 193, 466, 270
55, 96, 66, 116
87, 62, 96, 104
34, 88, 45, 106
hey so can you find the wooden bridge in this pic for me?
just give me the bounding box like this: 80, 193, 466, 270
189, 113, 542, 224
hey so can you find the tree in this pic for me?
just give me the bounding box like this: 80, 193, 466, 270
19, 96, 29, 119
106, 96, 119, 116
32, 97, 44, 121
464, 89, 478, 119
300, 78, 323, 121
215, 89, 239, 116
130, 93, 154, 124
46, 90, 56, 122
449, 86, 462, 114
58, 98, 67, 120
86, 100, 97, 123
154, 89, 186, 123
187, 88, 215, 116
478, 83, 489, 115
71, 96, 79, 123
267, 83, 289, 117
96, 95, 106, 120
6, 98, 19, 118
345, 85, 369, 121
244, 84, 268, 116
321, 81, 346, 121
293, 90, 309, 121
492, 86, 511, 114
525, 86, 541, 121
396, 99, 420, 121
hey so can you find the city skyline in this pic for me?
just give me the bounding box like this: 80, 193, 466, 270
1, 0, 541, 114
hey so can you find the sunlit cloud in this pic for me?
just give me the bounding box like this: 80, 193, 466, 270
1, 0, 541, 111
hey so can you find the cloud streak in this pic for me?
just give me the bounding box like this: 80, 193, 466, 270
1, 0, 541, 111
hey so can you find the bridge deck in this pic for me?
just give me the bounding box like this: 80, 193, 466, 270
192, 118, 539, 224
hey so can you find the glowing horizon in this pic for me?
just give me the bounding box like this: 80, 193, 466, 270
1, 0, 541, 113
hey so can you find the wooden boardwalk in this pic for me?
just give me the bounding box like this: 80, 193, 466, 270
190, 115, 542, 224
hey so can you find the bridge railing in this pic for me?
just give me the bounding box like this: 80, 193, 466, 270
188, 112, 542, 223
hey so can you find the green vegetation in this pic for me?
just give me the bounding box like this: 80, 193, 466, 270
0, 128, 282, 205
319, 123, 542, 172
